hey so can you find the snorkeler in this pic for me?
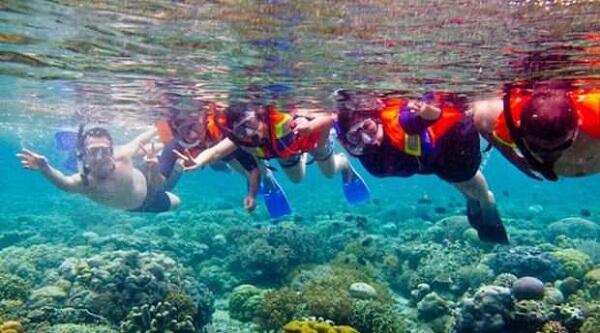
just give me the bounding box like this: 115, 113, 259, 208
17, 126, 180, 213
334, 90, 509, 244
155, 94, 264, 213
470, 79, 600, 180
177, 102, 370, 205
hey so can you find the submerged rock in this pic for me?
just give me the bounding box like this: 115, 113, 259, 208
511, 277, 545, 300
349, 282, 377, 300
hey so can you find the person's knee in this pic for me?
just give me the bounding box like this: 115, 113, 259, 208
281, 163, 304, 183
317, 160, 337, 178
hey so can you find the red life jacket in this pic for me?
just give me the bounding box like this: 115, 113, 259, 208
253, 106, 322, 159
379, 93, 465, 157
493, 82, 600, 147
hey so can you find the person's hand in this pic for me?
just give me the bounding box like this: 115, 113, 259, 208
243, 194, 257, 212
173, 158, 186, 172
407, 100, 441, 120
173, 149, 202, 171
290, 117, 312, 136
16, 148, 48, 171
139, 142, 160, 166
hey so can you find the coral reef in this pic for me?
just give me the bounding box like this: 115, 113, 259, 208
547, 218, 600, 241
119, 302, 195, 333
46, 324, 118, 333
453, 283, 585, 333
0, 321, 24, 333
228, 284, 265, 323
349, 299, 407, 333
282, 320, 359, 333
255, 287, 305, 331
453, 285, 513, 333
582, 268, 600, 299
488, 246, 565, 282
227, 222, 320, 283
536, 321, 568, 333
26, 250, 214, 331
550, 249, 593, 279
0, 273, 30, 302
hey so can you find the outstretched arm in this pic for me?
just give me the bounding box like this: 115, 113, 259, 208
16, 148, 83, 192
290, 110, 334, 136
469, 98, 543, 181
115, 128, 158, 159
485, 135, 543, 181
177, 137, 238, 171
243, 167, 260, 212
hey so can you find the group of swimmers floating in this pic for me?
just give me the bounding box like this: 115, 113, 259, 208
16, 78, 600, 245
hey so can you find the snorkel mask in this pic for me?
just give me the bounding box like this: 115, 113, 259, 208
227, 109, 268, 148
343, 118, 381, 156
77, 126, 116, 180
169, 112, 205, 148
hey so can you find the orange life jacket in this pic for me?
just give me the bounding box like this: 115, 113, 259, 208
493, 83, 600, 147
253, 106, 322, 159
379, 93, 465, 157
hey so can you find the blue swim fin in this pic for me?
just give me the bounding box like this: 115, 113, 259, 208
261, 174, 292, 220
54, 130, 79, 173
343, 166, 370, 206
64, 150, 79, 173
54, 130, 79, 151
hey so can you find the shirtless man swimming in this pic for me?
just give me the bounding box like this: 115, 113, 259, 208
17, 126, 180, 212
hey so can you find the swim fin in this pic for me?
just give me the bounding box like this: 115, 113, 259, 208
466, 199, 510, 244
64, 150, 79, 173
54, 130, 78, 151
343, 166, 370, 206
55, 130, 79, 173
261, 173, 292, 220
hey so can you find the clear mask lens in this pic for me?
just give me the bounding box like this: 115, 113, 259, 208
85, 146, 113, 161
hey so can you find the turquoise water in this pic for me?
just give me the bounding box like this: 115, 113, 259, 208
2, 1, 600, 333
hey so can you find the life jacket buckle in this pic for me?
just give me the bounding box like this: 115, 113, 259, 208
405, 134, 422, 157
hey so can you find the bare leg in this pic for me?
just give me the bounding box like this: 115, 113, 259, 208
313, 128, 351, 178
452, 170, 496, 210
316, 152, 350, 178
278, 154, 306, 183
454, 170, 509, 244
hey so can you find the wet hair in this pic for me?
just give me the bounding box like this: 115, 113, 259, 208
335, 92, 383, 156
80, 127, 113, 149
77, 126, 113, 186
520, 83, 577, 148
335, 91, 382, 135
223, 102, 266, 137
